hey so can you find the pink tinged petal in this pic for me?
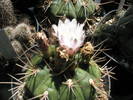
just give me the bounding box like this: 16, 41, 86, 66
72, 39, 78, 49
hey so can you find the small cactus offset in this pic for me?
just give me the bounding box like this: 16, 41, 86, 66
3, 23, 35, 56
11, 18, 109, 100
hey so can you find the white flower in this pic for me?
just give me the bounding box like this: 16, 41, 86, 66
52, 19, 85, 54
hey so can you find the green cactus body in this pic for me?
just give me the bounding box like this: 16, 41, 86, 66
30, 54, 43, 66
24, 56, 103, 100
26, 67, 50, 94
25, 67, 59, 100
19, 40, 107, 100
59, 79, 85, 100
88, 60, 102, 79
50, 0, 96, 19
74, 67, 96, 100
47, 45, 57, 57
50, 0, 76, 18
75, 0, 96, 18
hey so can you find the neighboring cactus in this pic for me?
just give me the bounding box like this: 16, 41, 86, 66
10, 19, 109, 100
11, 39, 23, 55
13, 23, 32, 39
49, 0, 96, 19
0, 0, 17, 28
4, 23, 35, 42
3, 23, 35, 56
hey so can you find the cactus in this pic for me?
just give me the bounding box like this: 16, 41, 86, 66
19, 47, 107, 100
0, 0, 17, 28
4, 23, 32, 39
9, 18, 109, 100
20, 44, 108, 100
3, 23, 35, 56
49, 0, 96, 19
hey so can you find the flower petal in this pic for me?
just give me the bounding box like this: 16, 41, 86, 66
52, 24, 58, 36
64, 19, 70, 24
52, 18, 85, 54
